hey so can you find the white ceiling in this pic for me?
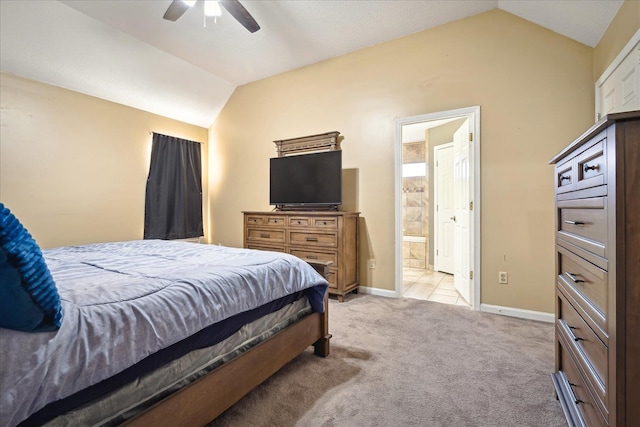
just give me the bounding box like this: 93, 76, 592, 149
0, 0, 624, 128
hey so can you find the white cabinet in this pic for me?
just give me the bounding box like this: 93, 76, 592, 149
596, 31, 640, 120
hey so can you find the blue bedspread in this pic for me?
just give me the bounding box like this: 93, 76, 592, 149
0, 240, 328, 427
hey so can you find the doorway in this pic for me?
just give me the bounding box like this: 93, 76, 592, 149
394, 107, 480, 310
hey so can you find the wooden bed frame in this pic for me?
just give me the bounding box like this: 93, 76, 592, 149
123, 261, 332, 427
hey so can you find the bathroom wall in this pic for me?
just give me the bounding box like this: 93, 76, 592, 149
402, 140, 428, 269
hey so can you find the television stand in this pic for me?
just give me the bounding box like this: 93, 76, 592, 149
243, 210, 360, 302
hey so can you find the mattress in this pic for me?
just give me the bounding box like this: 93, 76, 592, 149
0, 240, 328, 427
44, 298, 313, 426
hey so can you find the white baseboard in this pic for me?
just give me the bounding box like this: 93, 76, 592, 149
358, 286, 398, 298
357, 290, 555, 323
480, 304, 554, 323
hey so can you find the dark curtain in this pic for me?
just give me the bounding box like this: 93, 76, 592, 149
144, 133, 203, 240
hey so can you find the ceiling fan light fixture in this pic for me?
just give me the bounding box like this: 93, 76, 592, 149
164, 0, 260, 32
204, 0, 222, 17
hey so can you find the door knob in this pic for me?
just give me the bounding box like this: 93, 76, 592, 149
450, 216, 456, 222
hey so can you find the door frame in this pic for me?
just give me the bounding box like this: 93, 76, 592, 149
394, 106, 481, 310
433, 142, 454, 274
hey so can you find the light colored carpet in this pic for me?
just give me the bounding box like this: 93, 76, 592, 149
209, 294, 565, 426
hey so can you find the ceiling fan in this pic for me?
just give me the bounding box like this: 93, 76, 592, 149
163, 0, 260, 33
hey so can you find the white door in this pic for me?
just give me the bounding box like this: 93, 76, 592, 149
453, 120, 471, 304
434, 143, 454, 274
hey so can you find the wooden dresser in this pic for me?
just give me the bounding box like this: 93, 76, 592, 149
549, 111, 640, 427
243, 211, 359, 302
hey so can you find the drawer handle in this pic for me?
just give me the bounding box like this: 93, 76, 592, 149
306, 237, 318, 242
566, 323, 584, 342
297, 220, 301, 224
306, 255, 318, 259
583, 163, 599, 172
566, 382, 583, 405
565, 272, 585, 283
567, 324, 582, 340
559, 175, 571, 182
323, 221, 327, 225
563, 220, 584, 225
260, 233, 270, 238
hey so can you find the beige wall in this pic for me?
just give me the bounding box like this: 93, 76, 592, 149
210, 10, 594, 313
594, 0, 640, 80
0, 73, 209, 249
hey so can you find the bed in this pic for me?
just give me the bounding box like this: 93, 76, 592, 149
0, 235, 330, 427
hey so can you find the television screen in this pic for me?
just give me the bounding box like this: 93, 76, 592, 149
270, 150, 342, 207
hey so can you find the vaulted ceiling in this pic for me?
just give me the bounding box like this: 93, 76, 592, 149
0, 1, 624, 127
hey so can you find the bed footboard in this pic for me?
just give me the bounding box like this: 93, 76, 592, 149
124, 294, 330, 427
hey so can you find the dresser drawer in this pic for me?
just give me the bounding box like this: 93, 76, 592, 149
555, 159, 574, 194
289, 216, 339, 229
313, 217, 338, 229
557, 197, 606, 258
557, 246, 607, 332
245, 214, 267, 226
246, 244, 286, 253
575, 139, 606, 191
289, 248, 337, 266
554, 132, 607, 196
289, 230, 337, 248
557, 338, 608, 426
245, 215, 286, 228
246, 228, 286, 245
265, 216, 286, 227
557, 290, 608, 402
289, 216, 311, 228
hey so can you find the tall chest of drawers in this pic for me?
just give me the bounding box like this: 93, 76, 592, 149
243, 211, 359, 302
550, 111, 640, 427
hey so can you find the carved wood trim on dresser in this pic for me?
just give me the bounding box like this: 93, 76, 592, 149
273, 131, 340, 157
549, 110, 640, 427
243, 211, 359, 302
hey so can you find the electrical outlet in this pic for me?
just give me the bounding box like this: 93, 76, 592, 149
499, 271, 508, 284
368, 259, 376, 269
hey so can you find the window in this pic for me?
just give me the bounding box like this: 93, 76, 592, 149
402, 162, 427, 177
143, 133, 203, 240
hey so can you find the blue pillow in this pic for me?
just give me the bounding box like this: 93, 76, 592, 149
0, 203, 63, 332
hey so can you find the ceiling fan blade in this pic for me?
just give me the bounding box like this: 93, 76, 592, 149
163, 0, 190, 22
220, 0, 260, 33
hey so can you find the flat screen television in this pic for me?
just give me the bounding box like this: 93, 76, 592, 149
270, 150, 342, 209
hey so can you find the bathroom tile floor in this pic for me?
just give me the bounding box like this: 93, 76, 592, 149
403, 268, 471, 308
